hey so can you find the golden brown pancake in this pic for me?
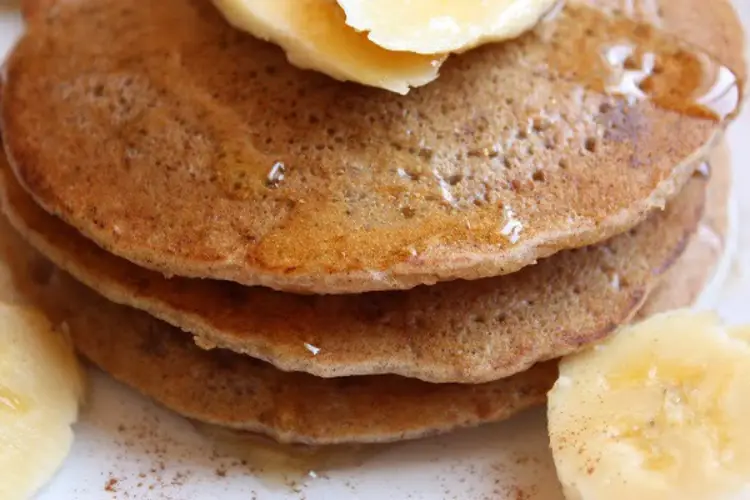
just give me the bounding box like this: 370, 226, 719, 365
0, 153, 713, 383
3, 0, 744, 293
637, 142, 733, 317
0, 210, 550, 444
0, 186, 725, 445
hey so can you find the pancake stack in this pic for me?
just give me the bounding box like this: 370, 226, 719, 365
0, 0, 744, 444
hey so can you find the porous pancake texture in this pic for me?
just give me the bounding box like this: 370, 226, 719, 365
0, 171, 727, 444
3, 0, 743, 293
0, 156, 709, 383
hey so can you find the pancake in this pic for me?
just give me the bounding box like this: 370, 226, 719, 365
0, 185, 725, 445
3, 0, 744, 294
637, 142, 733, 317
0, 152, 714, 383
0, 211, 549, 445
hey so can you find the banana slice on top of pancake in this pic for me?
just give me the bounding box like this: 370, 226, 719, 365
212, 0, 446, 94
212, 0, 554, 93
337, 0, 558, 54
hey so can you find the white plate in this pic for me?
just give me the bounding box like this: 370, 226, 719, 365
0, 2, 746, 498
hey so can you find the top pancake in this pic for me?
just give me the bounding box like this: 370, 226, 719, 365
3, 0, 744, 293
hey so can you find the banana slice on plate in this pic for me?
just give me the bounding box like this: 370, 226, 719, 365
212, 0, 445, 94
548, 310, 750, 500
337, 0, 558, 54
0, 304, 84, 500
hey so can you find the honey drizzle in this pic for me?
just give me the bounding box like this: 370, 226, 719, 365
196, 424, 387, 491
538, 4, 741, 122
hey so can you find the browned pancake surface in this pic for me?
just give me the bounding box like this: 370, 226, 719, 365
0, 154, 713, 383
637, 143, 732, 317
3, 0, 743, 293
0, 210, 554, 445
0, 181, 726, 445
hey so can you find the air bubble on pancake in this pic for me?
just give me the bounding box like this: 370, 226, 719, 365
445, 174, 463, 186
417, 147, 434, 161
584, 137, 598, 153
400, 206, 417, 219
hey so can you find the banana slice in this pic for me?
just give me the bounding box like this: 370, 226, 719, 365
212, 0, 445, 94
0, 304, 84, 500
548, 310, 750, 500
337, 0, 558, 54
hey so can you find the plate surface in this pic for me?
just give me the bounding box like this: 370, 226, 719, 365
0, 2, 744, 498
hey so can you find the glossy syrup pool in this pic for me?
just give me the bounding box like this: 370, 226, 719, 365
540, 3, 741, 122
381, 1, 744, 251
194, 424, 389, 491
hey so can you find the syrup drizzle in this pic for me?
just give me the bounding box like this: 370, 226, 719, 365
196, 424, 387, 491
198, 1, 742, 206
539, 4, 741, 122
